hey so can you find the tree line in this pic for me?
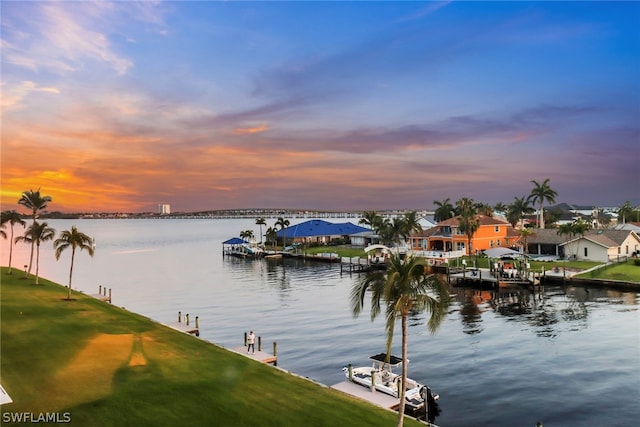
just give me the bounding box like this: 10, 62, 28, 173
1, 189, 94, 300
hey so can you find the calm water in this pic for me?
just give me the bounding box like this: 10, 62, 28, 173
2, 219, 639, 426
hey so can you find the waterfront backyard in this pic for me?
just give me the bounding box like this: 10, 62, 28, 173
0, 268, 421, 427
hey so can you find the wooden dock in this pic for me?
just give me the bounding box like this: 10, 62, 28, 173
90, 285, 111, 303
231, 346, 278, 364
167, 311, 199, 336
331, 380, 400, 410
231, 333, 278, 364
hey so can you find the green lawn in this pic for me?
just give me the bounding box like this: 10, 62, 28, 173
577, 259, 640, 283
0, 267, 421, 426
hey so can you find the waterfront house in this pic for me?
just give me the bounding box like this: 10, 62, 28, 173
276, 220, 372, 246
559, 229, 640, 262
409, 215, 521, 261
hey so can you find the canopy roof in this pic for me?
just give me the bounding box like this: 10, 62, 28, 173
364, 244, 391, 253
484, 247, 523, 258
276, 220, 370, 238
223, 237, 248, 245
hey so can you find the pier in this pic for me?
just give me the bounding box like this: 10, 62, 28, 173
340, 256, 385, 274
231, 333, 278, 365
90, 285, 112, 303
167, 311, 200, 336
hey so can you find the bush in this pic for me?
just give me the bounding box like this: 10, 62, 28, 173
634, 259, 640, 266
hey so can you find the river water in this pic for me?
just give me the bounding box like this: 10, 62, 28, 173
2, 218, 638, 426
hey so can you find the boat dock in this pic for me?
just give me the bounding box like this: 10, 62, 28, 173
90, 285, 112, 303
231, 333, 278, 365
166, 311, 199, 336
331, 380, 400, 411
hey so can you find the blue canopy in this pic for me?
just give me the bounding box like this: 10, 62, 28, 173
276, 220, 371, 238
223, 237, 248, 245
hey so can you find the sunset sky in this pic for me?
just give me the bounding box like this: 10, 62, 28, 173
2, 1, 638, 213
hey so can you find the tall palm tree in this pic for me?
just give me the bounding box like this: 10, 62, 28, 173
54, 226, 95, 300
402, 211, 422, 236
557, 219, 590, 259
494, 202, 508, 216
359, 211, 380, 229
456, 198, 480, 255
433, 198, 454, 222
18, 189, 52, 274
255, 218, 266, 244
507, 196, 535, 228
528, 179, 557, 229
275, 217, 290, 249
1, 210, 27, 274
15, 221, 56, 285
351, 254, 450, 427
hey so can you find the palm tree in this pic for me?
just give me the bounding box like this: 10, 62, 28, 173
265, 227, 277, 248
528, 179, 557, 229
402, 211, 422, 235
239, 230, 254, 241
456, 198, 480, 255
275, 217, 290, 249
18, 189, 52, 274
518, 227, 535, 255
15, 221, 56, 285
1, 210, 27, 274
255, 218, 266, 244
433, 198, 454, 222
507, 196, 535, 228
494, 202, 508, 216
557, 219, 590, 259
54, 226, 95, 300
359, 211, 380, 228
351, 254, 450, 427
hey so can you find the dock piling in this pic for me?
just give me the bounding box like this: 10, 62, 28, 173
186, 313, 190, 326
258, 336, 262, 351
178, 311, 182, 323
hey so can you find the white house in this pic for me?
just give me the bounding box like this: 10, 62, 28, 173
560, 230, 640, 262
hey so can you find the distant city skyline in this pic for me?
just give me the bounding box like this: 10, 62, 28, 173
2, 1, 638, 213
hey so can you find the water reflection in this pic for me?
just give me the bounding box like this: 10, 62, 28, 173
451, 284, 637, 338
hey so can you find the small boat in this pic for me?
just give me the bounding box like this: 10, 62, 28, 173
343, 353, 439, 417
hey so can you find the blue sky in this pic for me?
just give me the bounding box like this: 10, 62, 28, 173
1, 1, 638, 212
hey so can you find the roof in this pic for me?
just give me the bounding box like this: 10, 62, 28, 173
562, 229, 640, 248
276, 220, 371, 238
223, 237, 248, 245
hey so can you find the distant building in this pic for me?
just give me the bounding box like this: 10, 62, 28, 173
158, 204, 171, 215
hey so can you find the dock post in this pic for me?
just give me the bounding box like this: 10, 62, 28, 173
103, 286, 107, 296
244, 332, 247, 346
99, 285, 102, 295
178, 311, 182, 323
186, 313, 190, 326
371, 370, 376, 391
348, 364, 353, 381
258, 336, 262, 351
273, 341, 277, 358
108, 288, 112, 302
195, 316, 199, 329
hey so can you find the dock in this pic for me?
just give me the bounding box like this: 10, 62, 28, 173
90, 285, 111, 303
166, 311, 199, 336
231, 333, 278, 365
331, 380, 400, 410
340, 256, 385, 274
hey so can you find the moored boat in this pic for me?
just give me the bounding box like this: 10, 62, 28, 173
343, 353, 439, 419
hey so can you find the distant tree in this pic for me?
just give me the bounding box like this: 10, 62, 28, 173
494, 202, 508, 215
518, 228, 535, 254
18, 189, 52, 274
0, 223, 5, 239
402, 211, 422, 236
557, 219, 591, 259
255, 218, 266, 244
528, 179, 557, 229
239, 230, 254, 241
15, 221, 56, 285
351, 254, 450, 427
475, 202, 493, 217
507, 196, 535, 228
433, 198, 454, 222
359, 211, 380, 229
275, 217, 290, 248
456, 198, 480, 255
617, 201, 640, 224
1, 210, 27, 274
54, 226, 95, 300
265, 227, 278, 248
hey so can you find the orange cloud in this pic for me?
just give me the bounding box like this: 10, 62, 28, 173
231, 123, 269, 135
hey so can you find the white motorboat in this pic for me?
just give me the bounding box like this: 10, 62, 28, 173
343, 353, 439, 416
